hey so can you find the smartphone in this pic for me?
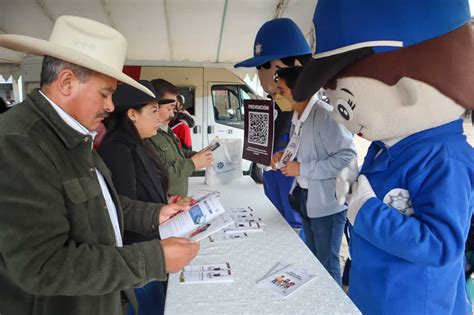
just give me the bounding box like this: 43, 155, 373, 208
208, 142, 220, 151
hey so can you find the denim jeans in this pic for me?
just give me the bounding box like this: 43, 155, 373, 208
127, 281, 164, 315
299, 188, 347, 286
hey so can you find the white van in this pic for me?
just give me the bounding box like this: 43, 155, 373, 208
13, 62, 263, 178
134, 66, 258, 173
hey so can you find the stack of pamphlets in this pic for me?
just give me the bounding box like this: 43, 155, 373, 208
224, 207, 263, 233
224, 220, 263, 233
228, 207, 264, 225
179, 262, 233, 284
159, 194, 233, 241
208, 231, 250, 242
257, 262, 316, 297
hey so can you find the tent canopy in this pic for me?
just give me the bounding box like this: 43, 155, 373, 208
1, 0, 472, 80
0, 0, 316, 72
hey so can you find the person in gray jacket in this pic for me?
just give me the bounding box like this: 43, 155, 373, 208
271, 67, 356, 285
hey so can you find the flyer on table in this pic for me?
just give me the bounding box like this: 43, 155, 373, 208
257, 264, 315, 297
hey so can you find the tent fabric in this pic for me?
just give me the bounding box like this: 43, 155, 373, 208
0, 0, 316, 67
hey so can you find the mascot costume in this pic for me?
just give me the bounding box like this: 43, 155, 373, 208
294, 0, 474, 314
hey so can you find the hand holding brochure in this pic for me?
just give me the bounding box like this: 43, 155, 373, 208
188, 212, 234, 241
159, 195, 227, 240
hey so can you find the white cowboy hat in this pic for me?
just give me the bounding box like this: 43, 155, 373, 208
0, 15, 154, 97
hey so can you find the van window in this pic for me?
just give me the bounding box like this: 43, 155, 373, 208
177, 86, 195, 116
211, 85, 249, 129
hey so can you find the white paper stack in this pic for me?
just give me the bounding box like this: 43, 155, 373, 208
179, 262, 233, 284
224, 207, 263, 233
224, 220, 263, 233
188, 212, 234, 241
257, 263, 315, 297
208, 231, 250, 242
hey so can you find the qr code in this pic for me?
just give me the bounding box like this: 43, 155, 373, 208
248, 112, 269, 147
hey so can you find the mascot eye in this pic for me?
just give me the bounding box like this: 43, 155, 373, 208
336, 98, 354, 121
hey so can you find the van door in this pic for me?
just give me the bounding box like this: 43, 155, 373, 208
206, 83, 254, 171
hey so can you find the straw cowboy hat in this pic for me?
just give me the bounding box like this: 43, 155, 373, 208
0, 15, 154, 97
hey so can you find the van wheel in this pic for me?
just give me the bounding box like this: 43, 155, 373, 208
250, 162, 264, 184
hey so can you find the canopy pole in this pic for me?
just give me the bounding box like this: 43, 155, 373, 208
274, 0, 288, 19
215, 0, 229, 63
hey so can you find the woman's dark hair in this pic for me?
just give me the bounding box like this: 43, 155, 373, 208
0, 98, 9, 114
275, 66, 304, 91
103, 106, 169, 191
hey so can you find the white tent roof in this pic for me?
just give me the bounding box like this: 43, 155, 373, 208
1, 0, 472, 80
0, 0, 316, 68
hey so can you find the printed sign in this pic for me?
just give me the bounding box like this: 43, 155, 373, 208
243, 99, 275, 166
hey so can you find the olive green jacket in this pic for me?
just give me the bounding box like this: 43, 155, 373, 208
148, 128, 195, 196
0, 90, 167, 315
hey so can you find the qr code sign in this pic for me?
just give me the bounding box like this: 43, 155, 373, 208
248, 112, 269, 147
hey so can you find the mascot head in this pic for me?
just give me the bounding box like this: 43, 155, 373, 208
294, 0, 473, 141
235, 18, 311, 111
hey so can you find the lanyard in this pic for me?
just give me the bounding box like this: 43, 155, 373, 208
282, 122, 304, 163
276, 101, 316, 169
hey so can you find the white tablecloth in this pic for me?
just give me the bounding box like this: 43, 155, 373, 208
165, 176, 360, 315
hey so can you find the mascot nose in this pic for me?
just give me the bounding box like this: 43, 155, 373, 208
336, 100, 354, 121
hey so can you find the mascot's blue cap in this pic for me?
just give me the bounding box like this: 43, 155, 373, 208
293, 0, 472, 101
234, 18, 311, 68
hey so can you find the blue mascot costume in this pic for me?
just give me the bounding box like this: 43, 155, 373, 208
294, 0, 474, 314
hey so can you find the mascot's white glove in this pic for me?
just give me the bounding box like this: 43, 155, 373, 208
336, 159, 359, 205
347, 175, 376, 225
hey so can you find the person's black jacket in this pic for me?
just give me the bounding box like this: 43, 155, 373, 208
98, 129, 167, 244
0, 98, 9, 114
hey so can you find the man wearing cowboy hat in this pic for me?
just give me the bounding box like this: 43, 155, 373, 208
0, 15, 199, 315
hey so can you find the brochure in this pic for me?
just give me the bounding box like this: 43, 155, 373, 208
182, 262, 231, 272
224, 220, 263, 234
257, 261, 288, 282
232, 213, 263, 225
188, 212, 234, 241
208, 231, 249, 242
179, 270, 233, 284
257, 264, 316, 297
227, 207, 264, 225
180, 262, 233, 284
228, 207, 254, 215
275, 130, 300, 169
159, 195, 226, 239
